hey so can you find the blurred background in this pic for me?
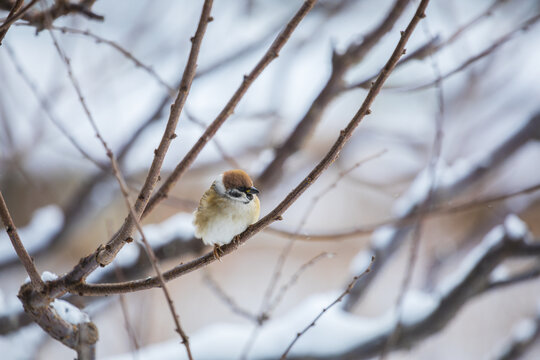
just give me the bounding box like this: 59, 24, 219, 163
1, 0, 540, 359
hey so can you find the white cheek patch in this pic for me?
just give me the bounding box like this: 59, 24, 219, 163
213, 174, 226, 195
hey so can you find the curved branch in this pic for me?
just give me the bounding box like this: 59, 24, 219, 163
70, 0, 430, 297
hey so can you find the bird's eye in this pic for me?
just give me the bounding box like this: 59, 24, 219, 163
229, 190, 242, 198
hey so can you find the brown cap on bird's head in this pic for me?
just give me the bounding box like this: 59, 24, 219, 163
222, 169, 254, 190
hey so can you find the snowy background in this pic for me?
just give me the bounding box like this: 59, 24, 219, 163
1, 0, 540, 359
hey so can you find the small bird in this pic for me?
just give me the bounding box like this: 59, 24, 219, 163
193, 169, 260, 260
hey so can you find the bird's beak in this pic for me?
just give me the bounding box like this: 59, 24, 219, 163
246, 186, 259, 195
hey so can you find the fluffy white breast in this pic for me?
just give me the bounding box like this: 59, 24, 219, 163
194, 195, 259, 246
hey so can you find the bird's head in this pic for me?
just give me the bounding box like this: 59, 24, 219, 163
213, 169, 259, 204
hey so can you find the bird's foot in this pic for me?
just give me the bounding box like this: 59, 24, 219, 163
213, 244, 223, 262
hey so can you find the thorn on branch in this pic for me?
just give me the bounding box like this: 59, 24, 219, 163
170, 133, 178, 140
208, 16, 214, 22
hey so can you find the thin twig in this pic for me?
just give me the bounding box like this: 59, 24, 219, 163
0, 191, 44, 291
110, 156, 194, 360
114, 265, 140, 353
260, 150, 386, 316
347, 0, 510, 90
4, 44, 107, 171
268, 180, 540, 241
240, 251, 334, 358
184, 110, 241, 168
0, 0, 22, 45
0, 0, 38, 32
48, 27, 113, 159
267, 252, 333, 315
379, 17, 445, 360
402, 13, 540, 92
203, 272, 257, 322
48, 25, 175, 96
280, 256, 375, 359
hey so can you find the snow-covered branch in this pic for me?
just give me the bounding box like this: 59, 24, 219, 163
493, 303, 540, 360
343, 111, 540, 311
105, 217, 540, 360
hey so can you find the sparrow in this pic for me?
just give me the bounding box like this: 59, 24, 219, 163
193, 169, 260, 260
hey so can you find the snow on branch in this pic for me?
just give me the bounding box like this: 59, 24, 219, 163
493, 304, 540, 360
343, 111, 540, 311
105, 219, 540, 360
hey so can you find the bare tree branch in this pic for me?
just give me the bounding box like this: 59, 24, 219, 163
0, 190, 44, 291
0, 0, 22, 45
342, 111, 540, 311
268, 180, 540, 241
4, 43, 108, 171
280, 256, 375, 360
109, 151, 195, 360
347, 0, 511, 90
203, 271, 258, 322
0, 0, 39, 32
283, 225, 540, 359
494, 311, 540, 360
401, 12, 540, 92
0, 0, 103, 31
48, 25, 175, 96
380, 18, 446, 359
69, 0, 430, 297
14, 2, 214, 357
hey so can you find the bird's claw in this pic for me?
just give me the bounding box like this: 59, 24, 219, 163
213, 244, 223, 262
